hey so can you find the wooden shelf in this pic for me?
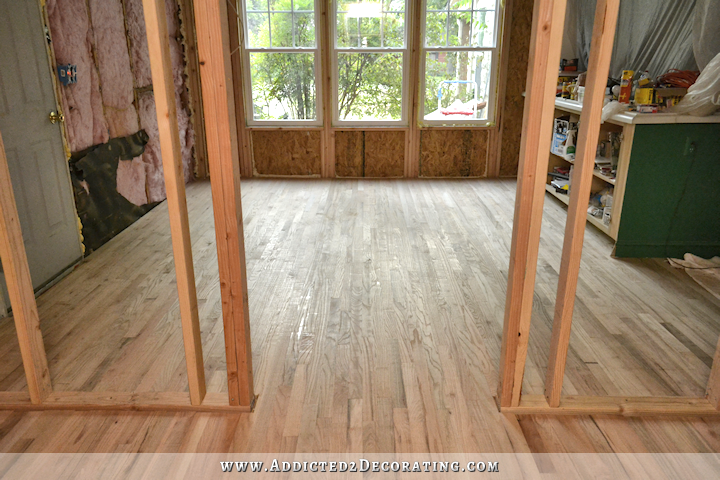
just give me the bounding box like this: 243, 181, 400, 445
545, 184, 611, 236
550, 152, 616, 185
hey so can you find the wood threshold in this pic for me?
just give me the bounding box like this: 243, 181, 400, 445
0, 392, 254, 413
501, 394, 720, 417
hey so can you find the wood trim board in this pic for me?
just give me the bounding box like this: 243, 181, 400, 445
194, 0, 255, 407
497, 0, 568, 408
544, 0, 620, 408
0, 132, 52, 404
0, 392, 252, 413
502, 395, 720, 417
142, 0, 207, 407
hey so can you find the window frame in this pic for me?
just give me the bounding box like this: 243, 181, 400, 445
331, 0, 411, 127
419, 0, 503, 127
240, 0, 324, 126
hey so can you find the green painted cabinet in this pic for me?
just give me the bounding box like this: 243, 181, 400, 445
614, 123, 720, 258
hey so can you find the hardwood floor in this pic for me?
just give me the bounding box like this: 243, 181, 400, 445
0, 178, 719, 453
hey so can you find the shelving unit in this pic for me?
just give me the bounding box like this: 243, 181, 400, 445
545, 184, 610, 235
550, 152, 616, 184
546, 97, 720, 256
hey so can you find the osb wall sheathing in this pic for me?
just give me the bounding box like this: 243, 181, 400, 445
252, 130, 322, 176
419, 130, 489, 177
498, 0, 533, 177
335, 131, 405, 177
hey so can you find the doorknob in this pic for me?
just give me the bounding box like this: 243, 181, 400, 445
49, 111, 64, 124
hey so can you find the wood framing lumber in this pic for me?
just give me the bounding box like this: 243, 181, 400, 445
502, 394, 720, 417
497, 0, 568, 408
0, 131, 52, 404
707, 335, 720, 409
194, 0, 255, 407
319, 0, 335, 178
0, 391, 253, 413
142, 0, 207, 406
491, 0, 515, 178
178, 0, 210, 179
226, 0, 253, 177
544, 0, 620, 408
404, 0, 423, 178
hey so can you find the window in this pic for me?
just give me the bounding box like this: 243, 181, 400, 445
242, 0, 321, 124
333, 1, 408, 124
422, 0, 500, 124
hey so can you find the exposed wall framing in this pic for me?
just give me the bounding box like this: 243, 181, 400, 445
0, 0, 254, 412
497, 0, 720, 418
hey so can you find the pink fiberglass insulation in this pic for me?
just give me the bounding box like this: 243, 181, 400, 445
124, 0, 186, 89
105, 106, 140, 141
88, 0, 139, 139
124, 0, 152, 88
139, 91, 194, 201
116, 156, 148, 206
47, 0, 108, 152
138, 91, 166, 203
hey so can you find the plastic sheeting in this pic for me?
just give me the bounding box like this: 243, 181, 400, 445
572, 0, 698, 78
694, 0, 720, 70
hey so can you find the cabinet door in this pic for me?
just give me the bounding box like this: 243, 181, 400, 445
615, 124, 720, 258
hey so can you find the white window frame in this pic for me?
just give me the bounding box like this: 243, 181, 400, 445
419, 0, 503, 126
240, 0, 323, 126
331, 0, 411, 126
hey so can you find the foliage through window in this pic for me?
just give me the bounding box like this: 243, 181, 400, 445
334, 1, 407, 122
243, 0, 319, 122
423, 0, 499, 123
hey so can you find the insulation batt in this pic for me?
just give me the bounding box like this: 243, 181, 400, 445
116, 157, 148, 206
138, 92, 166, 203
47, 0, 108, 151
88, 0, 139, 139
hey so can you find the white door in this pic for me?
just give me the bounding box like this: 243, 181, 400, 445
0, 0, 83, 301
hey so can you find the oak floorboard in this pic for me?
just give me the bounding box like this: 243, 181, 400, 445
0, 179, 718, 452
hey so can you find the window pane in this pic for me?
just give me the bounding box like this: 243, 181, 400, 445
295, 12, 316, 47
360, 17, 382, 47
268, 0, 287, 11
337, 1, 406, 48
473, 0, 496, 9
448, 10, 472, 47
247, 13, 270, 48
425, 12, 447, 46
472, 9, 495, 47
294, 0, 315, 11
383, 12, 405, 47
246, 0, 266, 11
384, 0, 406, 11
426, 0, 449, 10
270, 13, 293, 46
337, 52, 404, 121
250, 52, 317, 120
424, 51, 492, 121
337, 13, 361, 47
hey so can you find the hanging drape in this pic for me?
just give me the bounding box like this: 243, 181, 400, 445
572, 0, 700, 78
694, 0, 720, 70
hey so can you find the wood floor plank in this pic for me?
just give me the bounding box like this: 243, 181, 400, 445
0, 179, 718, 453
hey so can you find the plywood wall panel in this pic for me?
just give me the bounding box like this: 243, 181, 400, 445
365, 131, 404, 177
335, 131, 364, 177
419, 130, 489, 177
252, 130, 322, 176
335, 131, 404, 177
498, 0, 534, 177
